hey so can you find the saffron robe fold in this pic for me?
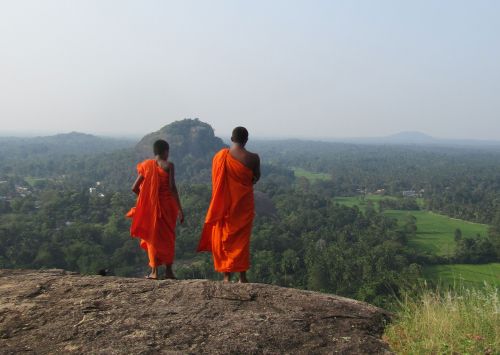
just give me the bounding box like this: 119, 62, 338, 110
197, 148, 255, 272
126, 159, 178, 267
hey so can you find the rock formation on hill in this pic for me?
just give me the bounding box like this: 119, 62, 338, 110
135, 119, 226, 162
133, 119, 227, 183
0, 269, 392, 354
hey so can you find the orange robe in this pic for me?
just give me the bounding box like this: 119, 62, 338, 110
126, 159, 179, 267
197, 148, 255, 272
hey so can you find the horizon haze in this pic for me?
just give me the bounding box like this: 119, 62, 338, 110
3, 123, 500, 149
1, 1, 499, 140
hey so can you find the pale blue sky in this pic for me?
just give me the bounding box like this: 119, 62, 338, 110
0, 1, 499, 139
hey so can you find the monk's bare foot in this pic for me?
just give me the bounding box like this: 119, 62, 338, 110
165, 265, 176, 280
146, 267, 158, 280
238, 272, 248, 283
223, 272, 231, 283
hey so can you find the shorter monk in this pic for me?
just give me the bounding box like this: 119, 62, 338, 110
198, 127, 260, 283
126, 139, 184, 280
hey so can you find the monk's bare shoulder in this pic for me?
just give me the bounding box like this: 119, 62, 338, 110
244, 150, 260, 182
157, 160, 172, 173
246, 151, 260, 168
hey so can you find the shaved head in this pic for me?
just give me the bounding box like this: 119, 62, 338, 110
153, 139, 169, 156
231, 127, 249, 146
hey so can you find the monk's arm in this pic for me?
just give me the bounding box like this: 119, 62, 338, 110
252, 155, 261, 184
132, 175, 144, 195
169, 163, 184, 223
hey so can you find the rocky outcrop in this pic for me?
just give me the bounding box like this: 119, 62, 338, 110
133, 119, 227, 182
135, 119, 226, 161
0, 269, 392, 354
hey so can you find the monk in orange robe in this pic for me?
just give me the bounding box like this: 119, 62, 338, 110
126, 139, 184, 280
198, 127, 260, 283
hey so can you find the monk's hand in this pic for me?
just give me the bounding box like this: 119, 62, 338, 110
178, 210, 185, 224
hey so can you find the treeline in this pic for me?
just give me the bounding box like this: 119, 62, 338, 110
2, 130, 500, 307
379, 198, 420, 211
252, 140, 500, 224
0, 173, 422, 307
453, 226, 500, 264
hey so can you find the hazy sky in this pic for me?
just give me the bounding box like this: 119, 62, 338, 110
0, 1, 499, 139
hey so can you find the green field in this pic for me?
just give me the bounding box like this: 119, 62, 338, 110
384, 210, 488, 257
334, 195, 396, 209
292, 167, 331, 182
24, 177, 48, 187
334, 195, 488, 257
334, 195, 494, 286
423, 263, 500, 287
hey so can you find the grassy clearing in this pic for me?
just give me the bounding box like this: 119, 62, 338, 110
333, 196, 365, 208
334, 196, 493, 287
24, 177, 48, 187
334, 194, 396, 209
423, 263, 500, 288
384, 210, 488, 257
334, 196, 488, 257
292, 167, 331, 182
384, 284, 499, 354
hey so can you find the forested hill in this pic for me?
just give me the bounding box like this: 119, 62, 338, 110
0, 132, 134, 157
0, 119, 231, 186
1, 119, 499, 312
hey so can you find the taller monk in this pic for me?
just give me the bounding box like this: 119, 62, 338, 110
198, 127, 260, 283
126, 139, 184, 280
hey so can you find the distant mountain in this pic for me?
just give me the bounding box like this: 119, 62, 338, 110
324, 131, 500, 148
0, 132, 134, 157
135, 118, 226, 161
384, 131, 436, 144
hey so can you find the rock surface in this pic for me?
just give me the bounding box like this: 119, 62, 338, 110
135, 119, 226, 161
0, 269, 392, 354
